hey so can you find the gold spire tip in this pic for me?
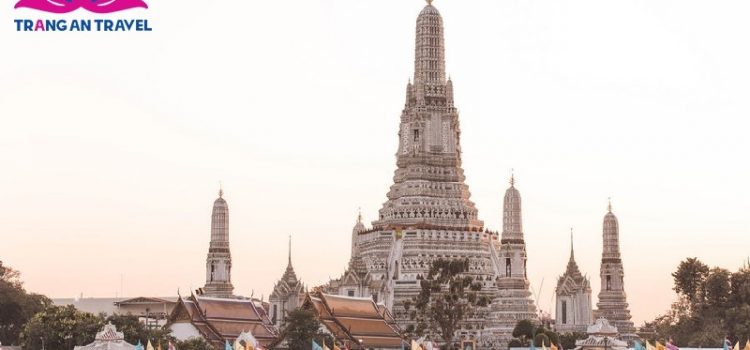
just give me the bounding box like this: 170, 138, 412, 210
426, 0, 433, 5
218, 182, 224, 198
608, 197, 612, 212
509, 168, 515, 186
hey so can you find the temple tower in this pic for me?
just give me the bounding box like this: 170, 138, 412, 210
555, 231, 593, 333
269, 237, 305, 327
485, 176, 538, 348
203, 188, 234, 298
372, 0, 483, 231
594, 201, 636, 341
325, 3, 540, 348
352, 209, 365, 257
327, 2, 505, 347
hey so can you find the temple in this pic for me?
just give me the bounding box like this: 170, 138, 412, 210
484, 177, 538, 347
202, 188, 234, 298
167, 293, 278, 348
555, 231, 593, 333
326, 212, 379, 299
573, 318, 629, 350
324, 3, 537, 348
303, 293, 405, 349
594, 201, 637, 342
269, 237, 305, 328
167, 190, 279, 347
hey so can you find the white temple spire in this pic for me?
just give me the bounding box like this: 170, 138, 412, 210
596, 199, 636, 340
203, 189, 234, 298
501, 174, 523, 241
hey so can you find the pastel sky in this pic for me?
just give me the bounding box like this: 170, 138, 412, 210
1, 0, 749, 326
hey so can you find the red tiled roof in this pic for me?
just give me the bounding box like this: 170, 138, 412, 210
302, 293, 404, 349
167, 295, 278, 348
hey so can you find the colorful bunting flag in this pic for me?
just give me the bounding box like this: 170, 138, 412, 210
225, 340, 233, 350
135, 341, 144, 350
646, 341, 657, 350
146, 340, 155, 350
312, 340, 324, 350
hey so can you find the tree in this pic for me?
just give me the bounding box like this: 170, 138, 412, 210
20, 305, 104, 350
0, 261, 51, 345
704, 268, 731, 309
646, 258, 750, 347
727, 265, 750, 344
280, 309, 328, 350
512, 319, 536, 346
175, 337, 215, 350
534, 333, 550, 347
531, 326, 559, 347
672, 258, 709, 306
409, 259, 485, 350
559, 332, 587, 350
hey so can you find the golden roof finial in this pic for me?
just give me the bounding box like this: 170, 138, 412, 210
357, 207, 363, 223
219, 181, 224, 198
426, 0, 433, 5
510, 168, 515, 187
608, 197, 612, 212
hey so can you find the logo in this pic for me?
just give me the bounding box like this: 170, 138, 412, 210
15, 0, 147, 14
13, 0, 152, 32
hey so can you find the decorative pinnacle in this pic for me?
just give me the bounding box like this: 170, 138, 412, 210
288, 235, 292, 266
509, 168, 515, 187
426, 0, 433, 5
570, 228, 575, 260
357, 207, 363, 223
608, 197, 612, 212
218, 182, 224, 198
